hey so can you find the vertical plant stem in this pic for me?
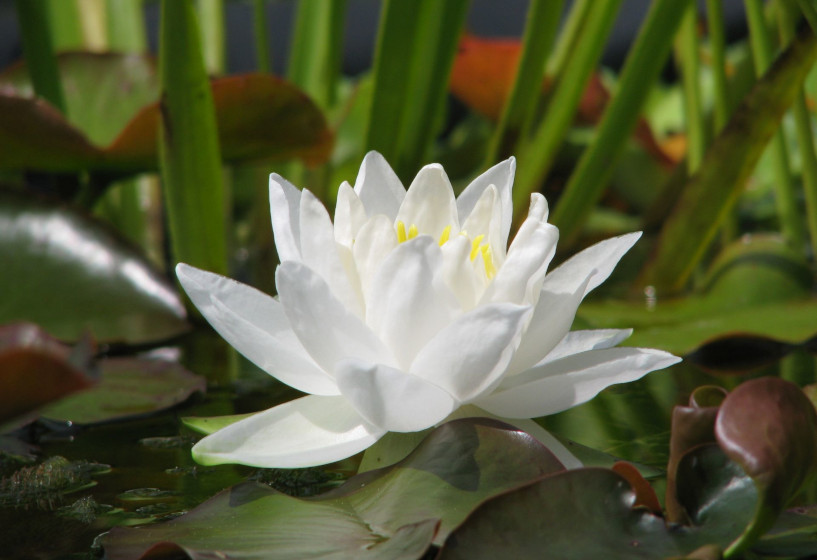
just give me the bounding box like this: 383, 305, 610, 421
196, 0, 226, 75
745, 0, 805, 249
514, 0, 622, 214
676, 4, 706, 173
547, 0, 592, 78
159, 0, 228, 276
706, 0, 731, 130
76, 0, 107, 50
550, 0, 693, 243
45, 0, 84, 50
106, 0, 146, 52
15, 0, 66, 113
795, 0, 817, 32
253, 0, 271, 73
484, 0, 563, 165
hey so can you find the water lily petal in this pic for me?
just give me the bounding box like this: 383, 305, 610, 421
336, 360, 458, 432
176, 264, 337, 395
299, 189, 364, 318
457, 157, 515, 248
411, 303, 531, 402
354, 151, 406, 219
481, 195, 559, 305
461, 184, 505, 266
396, 164, 459, 240
478, 347, 681, 418
440, 235, 483, 310
192, 395, 385, 468
269, 173, 302, 262
538, 329, 633, 365
546, 232, 641, 298
334, 181, 367, 248
353, 214, 399, 302
367, 236, 459, 370
276, 261, 394, 372
505, 275, 592, 376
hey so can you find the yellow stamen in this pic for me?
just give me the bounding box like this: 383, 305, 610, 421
470, 234, 485, 261
397, 221, 407, 243
408, 224, 418, 240
438, 225, 452, 246
481, 245, 496, 278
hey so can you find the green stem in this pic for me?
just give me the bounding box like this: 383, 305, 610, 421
45, 0, 84, 50
159, 0, 228, 276
253, 0, 271, 73
196, 0, 226, 75
676, 3, 706, 172
514, 0, 623, 215
745, 0, 805, 249
106, 0, 147, 52
547, 0, 592, 78
706, 0, 731, 131
795, 0, 817, 32
550, 0, 694, 243
15, 0, 66, 113
484, 0, 563, 165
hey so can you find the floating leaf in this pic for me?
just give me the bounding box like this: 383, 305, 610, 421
0, 323, 96, 426
0, 189, 189, 344
40, 358, 205, 425
101, 418, 565, 558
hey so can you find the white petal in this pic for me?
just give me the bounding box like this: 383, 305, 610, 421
505, 275, 592, 376
457, 157, 515, 248
546, 232, 641, 299
276, 261, 394, 372
538, 329, 633, 365
441, 235, 483, 310
477, 347, 681, 418
176, 264, 337, 395
269, 173, 302, 262
334, 181, 367, 248
299, 189, 364, 318
367, 236, 459, 369
461, 184, 505, 266
352, 214, 398, 302
192, 395, 385, 468
410, 303, 531, 402
396, 164, 459, 240
336, 360, 457, 432
354, 151, 406, 219
480, 207, 559, 306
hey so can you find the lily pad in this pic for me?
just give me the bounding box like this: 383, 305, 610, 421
39, 358, 205, 425
101, 418, 565, 558
0, 189, 189, 344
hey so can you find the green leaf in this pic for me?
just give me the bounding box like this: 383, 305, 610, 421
100, 418, 566, 558
0, 189, 189, 344
40, 357, 205, 425
714, 377, 817, 557
639, 26, 817, 292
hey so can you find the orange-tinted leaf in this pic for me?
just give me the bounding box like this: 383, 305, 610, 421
107, 73, 333, 169
611, 461, 663, 515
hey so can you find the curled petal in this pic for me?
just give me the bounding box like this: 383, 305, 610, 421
192, 395, 385, 468
354, 151, 406, 219
457, 157, 515, 248
336, 360, 458, 432
334, 181, 367, 248
176, 264, 337, 395
276, 261, 394, 372
478, 347, 681, 418
441, 236, 483, 310
353, 214, 399, 302
396, 164, 459, 241
411, 303, 531, 402
538, 329, 633, 365
268, 174, 302, 262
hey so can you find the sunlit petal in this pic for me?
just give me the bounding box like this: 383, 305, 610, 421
354, 151, 406, 219
396, 164, 459, 240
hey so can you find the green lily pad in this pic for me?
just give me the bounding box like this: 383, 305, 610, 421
0, 189, 189, 344
101, 418, 565, 558
40, 358, 205, 425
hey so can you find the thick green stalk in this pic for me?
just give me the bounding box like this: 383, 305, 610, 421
484, 0, 563, 165
106, 0, 146, 52
159, 0, 227, 275
196, 0, 226, 74
550, 0, 693, 242
547, 0, 592, 77
46, 0, 84, 50
15, 0, 66, 113
795, 0, 817, 32
745, 0, 805, 248
514, 0, 622, 214
706, 0, 731, 130
288, 0, 347, 109
676, 3, 706, 172
253, 0, 271, 73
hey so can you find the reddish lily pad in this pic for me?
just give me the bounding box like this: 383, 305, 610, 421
101, 418, 565, 558
39, 358, 205, 425
0, 323, 96, 426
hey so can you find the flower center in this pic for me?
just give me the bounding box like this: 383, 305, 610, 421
395, 221, 496, 279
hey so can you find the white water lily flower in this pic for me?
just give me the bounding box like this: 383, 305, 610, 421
177, 152, 680, 469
